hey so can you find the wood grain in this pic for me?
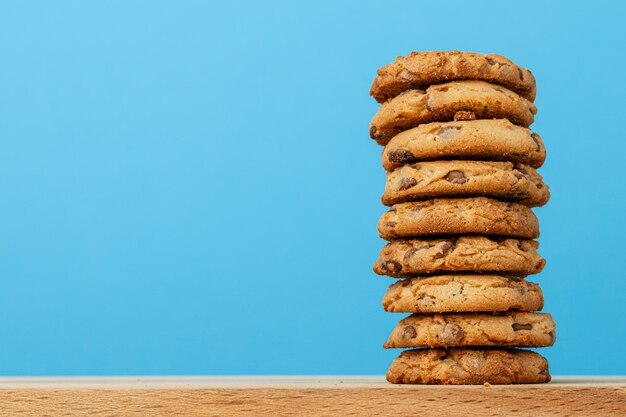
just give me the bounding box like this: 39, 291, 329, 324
0, 377, 623, 417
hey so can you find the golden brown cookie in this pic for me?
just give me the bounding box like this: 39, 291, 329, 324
382, 119, 546, 170
370, 80, 537, 144
386, 348, 550, 384
378, 198, 539, 240
373, 237, 545, 278
384, 312, 556, 348
382, 161, 549, 207
382, 275, 543, 313
371, 51, 536, 103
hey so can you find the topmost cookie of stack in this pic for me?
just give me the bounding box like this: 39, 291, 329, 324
370, 51, 536, 103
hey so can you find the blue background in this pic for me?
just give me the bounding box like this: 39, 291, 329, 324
0, 0, 624, 376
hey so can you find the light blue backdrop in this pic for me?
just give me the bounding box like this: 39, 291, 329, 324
0, 0, 624, 376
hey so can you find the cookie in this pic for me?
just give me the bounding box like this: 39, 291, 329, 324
386, 348, 550, 384
384, 312, 555, 348
374, 237, 545, 278
382, 275, 543, 313
378, 198, 539, 240
382, 119, 546, 170
382, 161, 549, 207
370, 51, 537, 104
369, 81, 537, 144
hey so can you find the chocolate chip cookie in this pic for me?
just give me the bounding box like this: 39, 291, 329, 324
369, 81, 537, 144
374, 237, 545, 277
382, 275, 543, 313
378, 197, 539, 240
382, 119, 545, 170
384, 312, 556, 348
382, 161, 549, 207
386, 348, 550, 384
371, 51, 536, 104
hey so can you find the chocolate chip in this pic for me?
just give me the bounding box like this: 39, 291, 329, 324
514, 167, 529, 180
388, 149, 416, 164
512, 323, 533, 331
403, 248, 418, 262
538, 368, 549, 376
453, 111, 476, 121
440, 323, 464, 344
436, 125, 461, 139
549, 331, 556, 343
517, 241, 533, 252
398, 177, 418, 191
401, 325, 417, 340
444, 170, 467, 184
385, 221, 397, 228
535, 259, 545, 270
369, 125, 378, 139
417, 294, 435, 308
536, 182, 544, 189
531, 133, 542, 152
518, 67, 525, 81
382, 260, 402, 273
486, 57, 496, 65
434, 240, 456, 259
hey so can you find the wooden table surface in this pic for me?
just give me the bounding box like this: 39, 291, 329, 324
0, 376, 623, 416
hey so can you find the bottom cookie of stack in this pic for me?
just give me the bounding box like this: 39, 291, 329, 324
386, 348, 550, 385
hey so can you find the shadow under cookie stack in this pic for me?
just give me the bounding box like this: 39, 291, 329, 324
369, 51, 556, 384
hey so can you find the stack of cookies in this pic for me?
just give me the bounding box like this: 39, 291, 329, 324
369, 51, 556, 385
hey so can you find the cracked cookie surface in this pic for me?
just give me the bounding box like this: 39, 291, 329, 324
379, 197, 539, 239
374, 236, 545, 277
382, 275, 543, 313
370, 51, 536, 104
384, 312, 555, 348
382, 119, 545, 169
382, 160, 549, 207
369, 80, 537, 144
386, 348, 550, 384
